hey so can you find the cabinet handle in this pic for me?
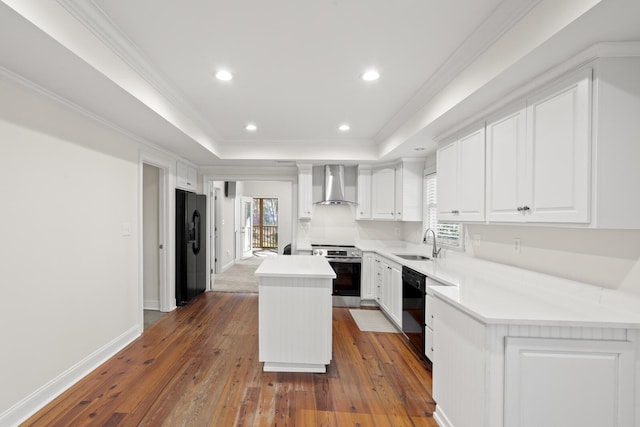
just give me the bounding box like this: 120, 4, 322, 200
517, 206, 530, 212
517, 206, 523, 211
522, 206, 530, 211
451, 210, 459, 214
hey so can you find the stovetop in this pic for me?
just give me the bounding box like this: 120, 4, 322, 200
311, 244, 361, 258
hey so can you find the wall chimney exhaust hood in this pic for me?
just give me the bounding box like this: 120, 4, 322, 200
316, 165, 357, 206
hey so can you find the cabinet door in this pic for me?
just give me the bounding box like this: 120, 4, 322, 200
486, 108, 527, 222
371, 167, 396, 220
525, 74, 590, 223
379, 260, 392, 313
394, 164, 403, 220
360, 252, 375, 300
397, 160, 424, 222
504, 337, 634, 427
389, 262, 402, 327
176, 162, 196, 190
298, 165, 313, 219
436, 142, 458, 221
356, 167, 372, 220
374, 256, 383, 303
457, 128, 485, 221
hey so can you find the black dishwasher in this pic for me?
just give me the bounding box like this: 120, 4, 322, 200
402, 266, 426, 358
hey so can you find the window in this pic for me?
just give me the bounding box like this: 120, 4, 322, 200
423, 172, 463, 249
252, 198, 278, 249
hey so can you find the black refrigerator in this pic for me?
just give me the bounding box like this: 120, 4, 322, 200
176, 189, 207, 306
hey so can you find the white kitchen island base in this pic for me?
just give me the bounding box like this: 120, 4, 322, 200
255, 256, 336, 374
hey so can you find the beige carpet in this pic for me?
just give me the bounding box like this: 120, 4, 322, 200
212, 256, 264, 293
349, 309, 399, 333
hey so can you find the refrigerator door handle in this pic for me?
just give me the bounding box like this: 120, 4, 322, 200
192, 210, 201, 255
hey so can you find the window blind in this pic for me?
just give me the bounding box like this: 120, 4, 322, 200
423, 172, 462, 248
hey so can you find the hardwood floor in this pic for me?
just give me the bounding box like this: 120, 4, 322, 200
24, 292, 437, 426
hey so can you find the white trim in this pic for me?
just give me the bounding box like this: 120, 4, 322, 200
0, 66, 195, 166
143, 299, 160, 310
220, 259, 235, 274
0, 326, 139, 427
434, 41, 640, 144
375, 0, 542, 144
139, 149, 176, 313
56, 0, 224, 143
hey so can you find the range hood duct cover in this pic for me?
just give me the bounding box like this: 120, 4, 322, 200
316, 165, 357, 205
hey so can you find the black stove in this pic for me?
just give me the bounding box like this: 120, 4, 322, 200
311, 244, 362, 307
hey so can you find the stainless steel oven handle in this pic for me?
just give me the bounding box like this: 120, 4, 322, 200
325, 257, 362, 263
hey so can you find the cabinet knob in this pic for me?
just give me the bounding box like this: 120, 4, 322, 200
522, 206, 530, 211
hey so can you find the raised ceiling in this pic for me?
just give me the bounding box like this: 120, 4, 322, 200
1, 0, 639, 166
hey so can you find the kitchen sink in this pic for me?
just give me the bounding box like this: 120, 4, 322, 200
394, 254, 430, 261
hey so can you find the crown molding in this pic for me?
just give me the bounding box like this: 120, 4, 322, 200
0, 65, 197, 165
373, 0, 542, 144
432, 40, 640, 143
56, 0, 224, 143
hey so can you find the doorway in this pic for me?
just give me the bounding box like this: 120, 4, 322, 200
252, 197, 279, 255
142, 163, 166, 329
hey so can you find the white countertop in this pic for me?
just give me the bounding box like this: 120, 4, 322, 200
255, 255, 336, 279
356, 240, 640, 328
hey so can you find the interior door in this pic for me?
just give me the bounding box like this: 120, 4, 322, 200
241, 196, 253, 259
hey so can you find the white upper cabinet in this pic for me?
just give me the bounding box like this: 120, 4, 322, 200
486, 108, 527, 222
525, 71, 591, 223
297, 164, 313, 220
356, 166, 372, 220
176, 161, 197, 191
396, 160, 424, 222
437, 127, 486, 222
486, 70, 591, 223
370, 161, 423, 221
371, 166, 396, 220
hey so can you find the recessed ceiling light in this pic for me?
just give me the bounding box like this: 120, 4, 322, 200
245, 123, 257, 132
215, 70, 233, 81
338, 124, 350, 132
362, 69, 380, 81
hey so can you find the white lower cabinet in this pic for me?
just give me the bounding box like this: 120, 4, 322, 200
504, 337, 635, 427
377, 257, 402, 328
360, 252, 375, 301
425, 291, 435, 361
432, 296, 639, 427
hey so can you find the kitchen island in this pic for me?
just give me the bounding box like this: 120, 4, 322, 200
255, 255, 336, 373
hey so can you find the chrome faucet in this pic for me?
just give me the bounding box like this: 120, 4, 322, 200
422, 228, 442, 258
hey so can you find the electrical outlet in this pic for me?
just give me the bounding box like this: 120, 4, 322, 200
394, 227, 400, 236
513, 238, 521, 253
472, 234, 481, 245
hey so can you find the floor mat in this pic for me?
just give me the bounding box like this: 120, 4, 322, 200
349, 309, 399, 333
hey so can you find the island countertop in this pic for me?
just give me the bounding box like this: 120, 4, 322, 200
255, 255, 336, 279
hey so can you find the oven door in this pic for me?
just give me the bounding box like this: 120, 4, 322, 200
326, 258, 361, 297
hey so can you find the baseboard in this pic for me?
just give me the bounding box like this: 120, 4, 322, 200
433, 407, 452, 427
143, 299, 160, 310
0, 325, 140, 427
220, 260, 235, 273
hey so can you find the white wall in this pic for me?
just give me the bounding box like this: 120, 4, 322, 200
143, 164, 159, 309
0, 77, 140, 421
463, 225, 640, 293
242, 180, 293, 255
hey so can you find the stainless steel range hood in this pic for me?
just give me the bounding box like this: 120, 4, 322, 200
315, 165, 357, 205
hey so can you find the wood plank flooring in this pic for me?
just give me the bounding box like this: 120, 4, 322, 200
24, 292, 437, 426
